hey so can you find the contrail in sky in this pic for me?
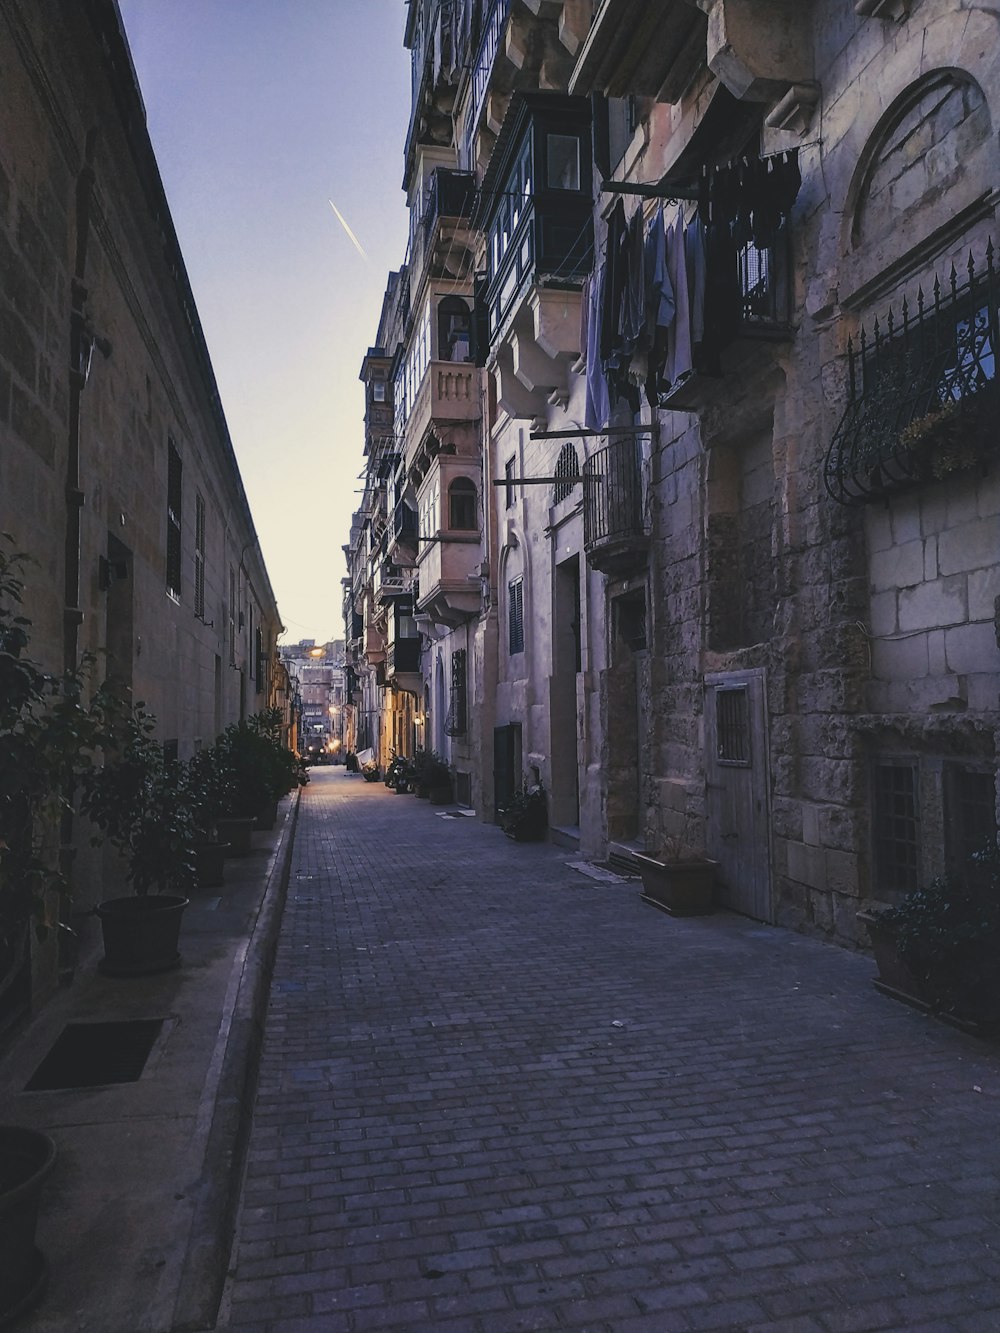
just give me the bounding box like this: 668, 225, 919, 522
328, 200, 368, 261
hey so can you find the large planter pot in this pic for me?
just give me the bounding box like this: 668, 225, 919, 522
193, 841, 230, 889
254, 801, 278, 831
857, 909, 930, 1012
0, 1127, 57, 1325
215, 816, 255, 857
96, 895, 189, 976
636, 854, 717, 917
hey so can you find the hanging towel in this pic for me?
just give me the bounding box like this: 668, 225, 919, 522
664, 218, 693, 387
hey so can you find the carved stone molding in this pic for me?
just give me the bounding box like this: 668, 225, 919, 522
765, 82, 821, 135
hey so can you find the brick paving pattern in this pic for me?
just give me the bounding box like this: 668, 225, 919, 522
218, 769, 1000, 1333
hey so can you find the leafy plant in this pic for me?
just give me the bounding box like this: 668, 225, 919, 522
498, 779, 547, 841
80, 705, 196, 897
874, 844, 1000, 1017
212, 710, 297, 819
183, 745, 236, 843
0, 539, 123, 934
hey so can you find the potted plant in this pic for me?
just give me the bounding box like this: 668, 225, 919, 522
498, 780, 547, 841
858, 845, 1000, 1033
80, 706, 196, 975
424, 755, 453, 804
244, 709, 298, 828
635, 835, 717, 917
0, 540, 113, 1320
182, 746, 233, 888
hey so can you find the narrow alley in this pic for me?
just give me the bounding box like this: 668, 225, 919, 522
217, 770, 1000, 1333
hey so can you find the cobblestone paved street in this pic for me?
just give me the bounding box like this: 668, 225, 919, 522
217, 768, 1000, 1333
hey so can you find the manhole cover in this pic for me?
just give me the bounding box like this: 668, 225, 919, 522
26, 1018, 165, 1091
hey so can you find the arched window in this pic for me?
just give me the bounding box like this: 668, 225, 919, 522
552, 442, 579, 503
448, 476, 477, 530
437, 296, 472, 363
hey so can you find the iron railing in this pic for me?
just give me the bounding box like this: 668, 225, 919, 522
583, 436, 644, 550
422, 168, 476, 240
825, 243, 999, 505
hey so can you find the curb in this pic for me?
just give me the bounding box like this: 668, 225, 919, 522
170, 788, 301, 1332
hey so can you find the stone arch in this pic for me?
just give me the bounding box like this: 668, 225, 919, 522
846, 69, 993, 255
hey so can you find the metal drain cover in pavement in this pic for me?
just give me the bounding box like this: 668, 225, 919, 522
26, 1018, 165, 1091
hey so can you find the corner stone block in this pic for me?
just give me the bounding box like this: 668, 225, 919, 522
872, 631, 929, 681
945, 621, 999, 675
786, 840, 827, 891
938, 516, 1000, 577
897, 576, 967, 634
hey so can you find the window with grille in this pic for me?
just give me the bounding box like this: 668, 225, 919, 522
228, 566, 236, 664
553, 443, 579, 503
445, 649, 467, 735
715, 687, 750, 764
166, 440, 182, 597
449, 476, 478, 530
255, 626, 265, 694
508, 576, 524, 655
945, 764, 997, 874
874, 760, 920, 895
194, 492, 206, 620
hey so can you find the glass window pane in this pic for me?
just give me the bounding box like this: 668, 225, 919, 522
547, 134, 579, 191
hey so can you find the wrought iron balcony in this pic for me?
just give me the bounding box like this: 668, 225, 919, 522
583, 435, 648, 575
825, 244, 999, 506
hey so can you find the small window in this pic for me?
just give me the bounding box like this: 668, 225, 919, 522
508, 576, 524, 655
194, 492, 206, 620
945, 765, 997, 875
166, 440, 182, 598
874, 760, 920, 895
438, 296, 472, 364
716, 688, 750, 764
553, 443, 579, 504
547, 134, 580, 191
446, 649, 467, 736
505, 457, 516, 509
372, 381, 386, 402
448, 477, 477, 531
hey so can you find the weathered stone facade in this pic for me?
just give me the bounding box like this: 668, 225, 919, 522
348, 0, 999, 949
0, 1, 282, 1012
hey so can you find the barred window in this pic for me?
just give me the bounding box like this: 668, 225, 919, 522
194, 492, 206, 620
945, 764, 997, 874
445, 649, 467, 736
874, 760, 920, 895
508, 577, 524, 655
166, 440, 182, 597
553, 443, 579, 503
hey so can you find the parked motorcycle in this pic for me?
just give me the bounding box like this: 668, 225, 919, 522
356, 748, 379, 782
384, 752, 414, 793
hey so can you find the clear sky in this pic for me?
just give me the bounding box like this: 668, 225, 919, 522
117, 0, 412, 645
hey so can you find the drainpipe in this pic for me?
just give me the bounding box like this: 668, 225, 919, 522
59, 129, 108, 983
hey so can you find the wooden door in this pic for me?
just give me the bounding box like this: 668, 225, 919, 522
705, 670, 772, 921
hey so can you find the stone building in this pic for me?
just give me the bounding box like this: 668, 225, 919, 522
0, 0, 282, 1020
348, 0, 998, 945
